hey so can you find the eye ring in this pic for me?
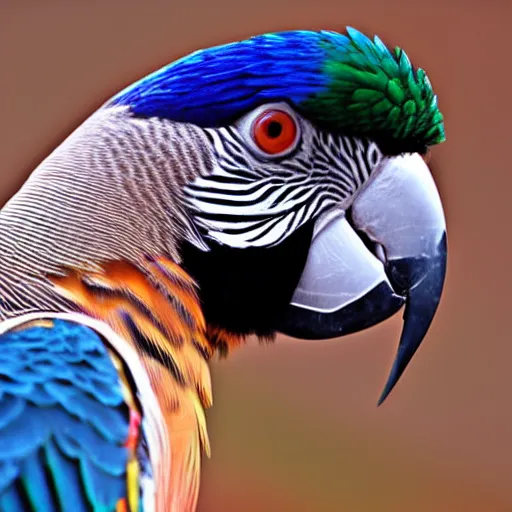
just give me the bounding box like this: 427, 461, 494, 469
251, 109, 298, 155
236, 103, 301, 159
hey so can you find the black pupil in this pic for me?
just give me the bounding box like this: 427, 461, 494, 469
267, 121, 283, 138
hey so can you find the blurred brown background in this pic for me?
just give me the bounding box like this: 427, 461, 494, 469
1, 1, 510, 511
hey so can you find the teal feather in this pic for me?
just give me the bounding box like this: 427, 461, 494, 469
20, 450, 58, 512
45, 440, 91, 512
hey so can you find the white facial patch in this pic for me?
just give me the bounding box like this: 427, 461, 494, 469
184, 104, 383, 250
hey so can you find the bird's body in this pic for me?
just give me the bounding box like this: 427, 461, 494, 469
0, 28, 447, 511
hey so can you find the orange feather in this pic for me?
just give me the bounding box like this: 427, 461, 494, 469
48, 257, 218, 512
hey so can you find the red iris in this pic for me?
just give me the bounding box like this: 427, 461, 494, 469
252, 110, 297, 155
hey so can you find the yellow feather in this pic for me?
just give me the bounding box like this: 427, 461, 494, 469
127, 457, 140, 512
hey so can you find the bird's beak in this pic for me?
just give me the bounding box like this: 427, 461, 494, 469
276, 153, 447, 404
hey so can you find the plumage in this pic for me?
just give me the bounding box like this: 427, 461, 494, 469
0, 26, 447, 511
0, 318, 137, 511
0, 313, 170, 512
109, 28, 444, 151
49, 258, 213, 511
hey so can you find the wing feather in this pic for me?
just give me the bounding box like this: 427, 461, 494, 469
0, 314, 160, 512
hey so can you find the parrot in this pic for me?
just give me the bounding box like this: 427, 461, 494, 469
0, 27, 446, 511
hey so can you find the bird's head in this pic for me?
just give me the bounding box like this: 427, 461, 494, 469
106, 28, 446, 402
108, 28, 446, 402
4, 28, 446, 404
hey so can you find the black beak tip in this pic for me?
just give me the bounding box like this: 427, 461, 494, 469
377, 375, 396, 406
377, 352, 407, 406
377, 232, 447, 406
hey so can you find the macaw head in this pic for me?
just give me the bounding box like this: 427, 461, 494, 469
105, 27, 446, 403
2, 28, 446, 407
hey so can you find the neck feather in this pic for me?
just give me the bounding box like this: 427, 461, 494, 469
0, 105, 213, 320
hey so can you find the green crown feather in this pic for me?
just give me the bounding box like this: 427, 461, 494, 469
304, 27, 445, 151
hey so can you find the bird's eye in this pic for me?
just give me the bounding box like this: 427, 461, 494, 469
251, 109, 298, 156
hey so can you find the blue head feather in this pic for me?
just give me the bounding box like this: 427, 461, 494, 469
107, 28, 445, 149
108, 31, 330, 126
